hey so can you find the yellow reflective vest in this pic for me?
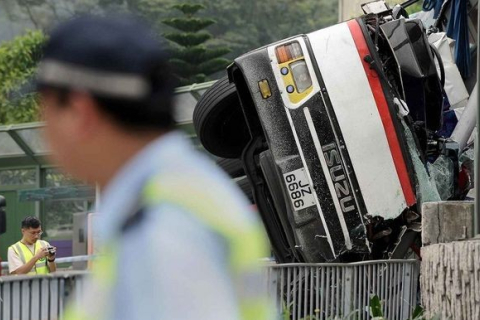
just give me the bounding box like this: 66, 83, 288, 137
65, 173, 273, 320
10, 240, 50, 275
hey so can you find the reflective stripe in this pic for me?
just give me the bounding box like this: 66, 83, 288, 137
13, 243, 26, 264
35, 241, 50, 274
143, 176, 269, 272
37, 59, 150, 99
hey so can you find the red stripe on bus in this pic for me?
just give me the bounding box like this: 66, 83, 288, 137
347, 19, 416, 206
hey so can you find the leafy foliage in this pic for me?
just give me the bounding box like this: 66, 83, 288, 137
162, 3, 231, 85
369, 295, 384, 319
5, 0, 345, 58
280, 295, 440, 320
200, 0, 338, 57
411, 305, 425, 319
0, 169, 36, 186
406, 3, 424, 15
0, 30, 46, 124
5, 0, 340, 69
369, 296, 441, 320
1, 0, 340, 122
385, 0, 423, 15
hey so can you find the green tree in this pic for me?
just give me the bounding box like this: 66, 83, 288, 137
386, 0, 424, 14
3, 0, 340, 74
199, 0, 338, 58
162, 3, 231, 85
0, 30, 46, 124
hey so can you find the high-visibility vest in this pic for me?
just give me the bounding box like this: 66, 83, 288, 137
64, 173, 273, 320
10, 240, 50, 275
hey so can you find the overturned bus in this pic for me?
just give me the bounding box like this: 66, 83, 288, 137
193, 0, 477, 263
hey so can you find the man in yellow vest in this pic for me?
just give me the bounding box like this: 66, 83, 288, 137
8, 216, 56, 275
37, 15, 273, 320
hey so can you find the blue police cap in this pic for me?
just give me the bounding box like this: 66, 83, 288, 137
37, 15, 168, 100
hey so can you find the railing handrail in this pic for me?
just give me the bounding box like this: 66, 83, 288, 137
0, 254, 95, 269
263, 259, 419, 268
0, 270, 89, 282
1, 256, 418, 269
1, 255, 419, 269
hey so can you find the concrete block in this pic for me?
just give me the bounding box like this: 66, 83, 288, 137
421, 240, 480, 320
422, 201, 474, 246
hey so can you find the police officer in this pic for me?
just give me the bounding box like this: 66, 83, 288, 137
37, 15, 272, 320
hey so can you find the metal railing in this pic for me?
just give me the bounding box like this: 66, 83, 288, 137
1, 255, 94, 273
264, 260, 420, 320
0, 259, 419, 320
0, 271, 88, 320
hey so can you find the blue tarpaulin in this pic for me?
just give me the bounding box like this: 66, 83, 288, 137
446, 0, 472, 78
423, 0, 444, 18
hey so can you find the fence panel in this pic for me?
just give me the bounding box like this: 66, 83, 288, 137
0, 272, 88, 320
264, 260, 420, 320
0, 260, 419, 320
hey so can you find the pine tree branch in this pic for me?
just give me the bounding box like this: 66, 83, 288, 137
164, 32, 212, 47
198, 58, 231, 75
171, 3, 205, 16
162, 18, 216, 33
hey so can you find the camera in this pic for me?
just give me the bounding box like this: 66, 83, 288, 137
47, 246, 56, 255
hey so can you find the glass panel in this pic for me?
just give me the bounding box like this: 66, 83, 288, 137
17, 128, 49, 153
44, 200, 85, 241
45, 168, 80, 187
0, 169, 36, 186
0, 132, 24, 156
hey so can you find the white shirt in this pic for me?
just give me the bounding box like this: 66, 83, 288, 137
80, 131, 269, 320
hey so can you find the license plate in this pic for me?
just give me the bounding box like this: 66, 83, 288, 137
283, 168, 316, 211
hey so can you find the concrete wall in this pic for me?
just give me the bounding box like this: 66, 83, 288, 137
421, 201, 480, 319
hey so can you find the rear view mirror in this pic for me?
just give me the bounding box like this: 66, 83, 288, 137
0, 196, 6, 235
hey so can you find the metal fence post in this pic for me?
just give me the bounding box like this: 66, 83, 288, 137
21, 280, 30, 320
343, 266, 353, 318
12, 281, 21, 320
3, 283, 11, 320
31, 279, 40, 320
401, 262, 414, 319
266, 266, 281, 318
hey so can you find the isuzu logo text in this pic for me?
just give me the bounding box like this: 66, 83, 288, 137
322, 142, 356, 214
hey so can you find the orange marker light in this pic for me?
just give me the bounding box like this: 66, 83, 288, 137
276, 46, 288, 64
258, 80, 272, 99
275, 42, 304, 64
